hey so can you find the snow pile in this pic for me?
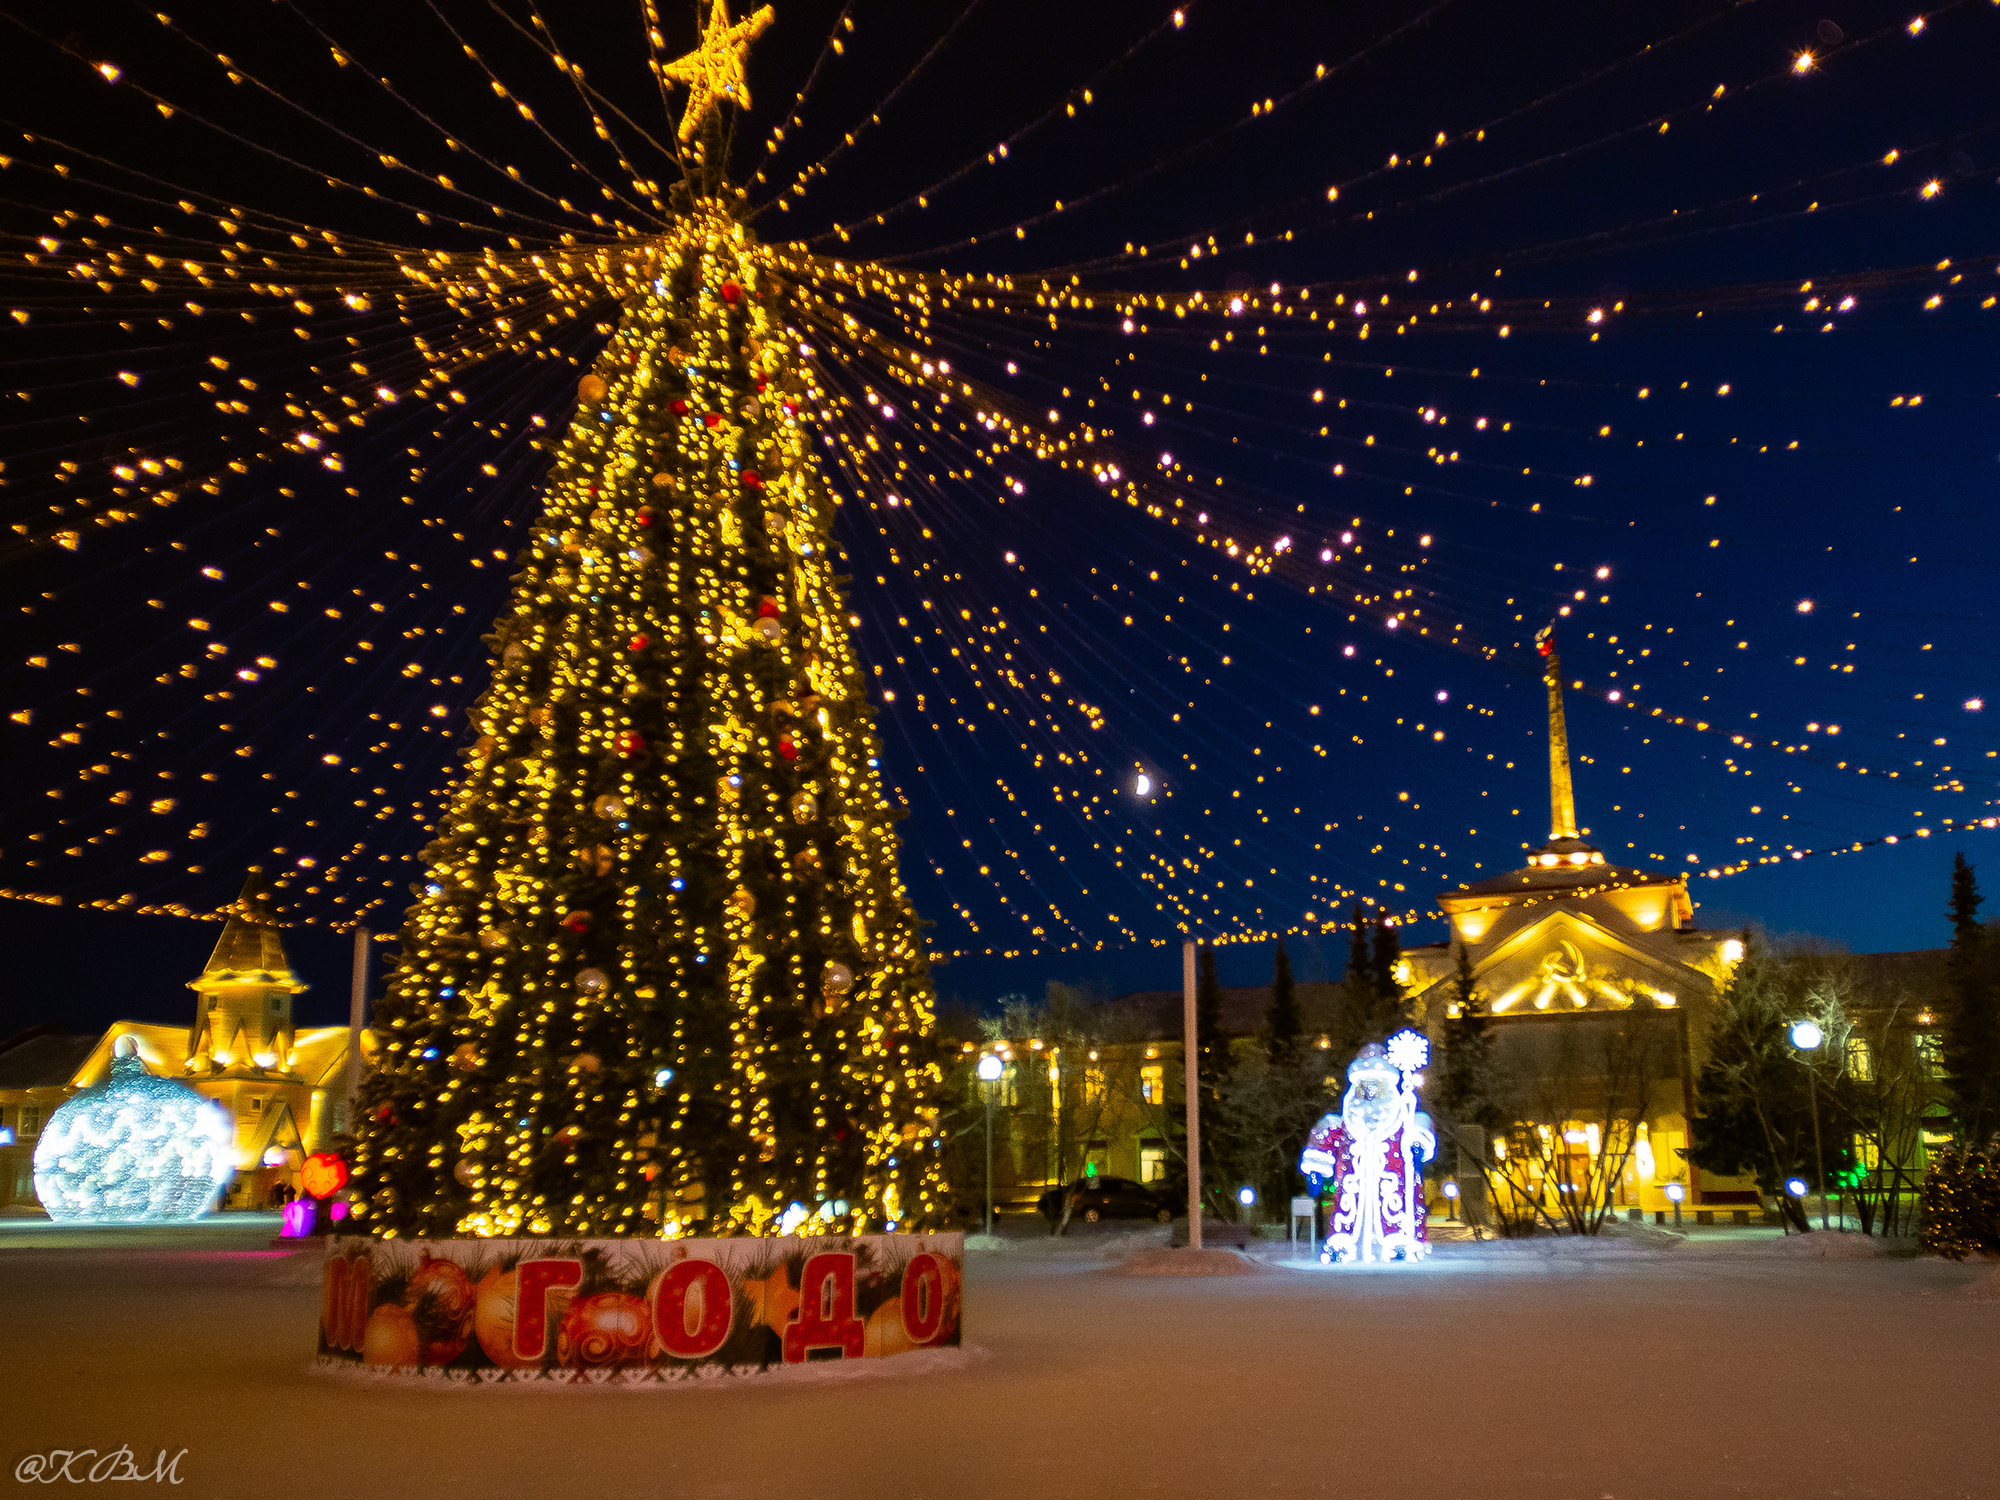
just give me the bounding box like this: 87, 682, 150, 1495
1759, 1232, 1893, 1259
1105, 1247, 1264, 1278
1598, 1219, 1686, 1251
1960, 1266, 2000, 1302
261, 1249, 327, 1287
966, 1224, 1171, 1259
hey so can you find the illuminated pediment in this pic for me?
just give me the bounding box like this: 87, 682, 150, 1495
1412, 906, 1719, 1021
1485, 927, 1684, 1013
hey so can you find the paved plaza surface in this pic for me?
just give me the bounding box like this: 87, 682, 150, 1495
3, 1216, 1994, 1500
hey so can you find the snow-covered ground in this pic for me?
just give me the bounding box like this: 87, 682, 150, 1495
4, 1216, 1994, 1499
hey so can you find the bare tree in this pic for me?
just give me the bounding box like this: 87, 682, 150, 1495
985, 985, 1128, 1236
1801, 954, 1944, 1237
1211, 1049, 1338, 1220
1476, 1012, 1673, 1236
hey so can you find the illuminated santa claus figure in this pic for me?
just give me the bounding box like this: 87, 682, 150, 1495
1299, 1029, 1436, 1263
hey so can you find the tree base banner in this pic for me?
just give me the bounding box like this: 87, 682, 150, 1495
318, 1232, 962, 1381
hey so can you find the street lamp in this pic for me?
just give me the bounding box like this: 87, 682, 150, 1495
1788, 1019, 1830, 1231
1664, 1180, 1685, 1231
976, 1054, 1004, 1238
1442, 1180, 1460, 1222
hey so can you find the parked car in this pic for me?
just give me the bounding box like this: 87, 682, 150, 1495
1038, 1175, 1174, 1225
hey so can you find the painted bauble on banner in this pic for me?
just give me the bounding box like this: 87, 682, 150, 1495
558, 1292, 652, 1367
405, 1255, 477, 1365
1299, 1029, 1436, 1264
32, 1035, 235, 1223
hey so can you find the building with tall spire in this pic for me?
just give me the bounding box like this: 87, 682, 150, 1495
0, 874, 366, 1214
1399, 629, 1761, 1223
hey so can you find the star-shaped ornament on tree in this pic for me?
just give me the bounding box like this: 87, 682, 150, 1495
661, 1, 775, 145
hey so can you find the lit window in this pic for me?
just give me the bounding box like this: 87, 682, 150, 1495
1913, 1033, 1943, 1079
1139, 1065, 1164, 1104
1139, 1147, 1167, 1183
1845, 1036, 1874, 1081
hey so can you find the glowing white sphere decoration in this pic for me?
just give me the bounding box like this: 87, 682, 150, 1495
32, 1035, 235, 1222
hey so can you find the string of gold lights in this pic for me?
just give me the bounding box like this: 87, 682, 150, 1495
5, 0, 1995, 961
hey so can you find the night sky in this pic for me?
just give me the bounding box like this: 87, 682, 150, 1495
3, 0, 1997, 1038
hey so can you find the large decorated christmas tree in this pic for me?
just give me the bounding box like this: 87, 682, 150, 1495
352, 6, 947, 1241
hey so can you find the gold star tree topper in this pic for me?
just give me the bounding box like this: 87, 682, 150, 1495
661, 2, 776, 144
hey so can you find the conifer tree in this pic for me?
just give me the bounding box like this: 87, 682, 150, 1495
1326, 906, 1411, 1067
1433, 944, 1503, 1140
353, 208, 946, 1240
1943, 853, 2000, 1146
1369, 916, 1405, 1018
1689, 933, 1820, 1230
1345, 906, 1370, 1011
1265, 939, 1302, 1068
1365, 915, 1414, 1046
1326, 906, 1368, 1060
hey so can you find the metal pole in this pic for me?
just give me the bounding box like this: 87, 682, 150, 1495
343, 925, 369, 1135
1183, 939, 1202, 1251
983, 1088, 994, 1239
1808, 1063, 1828, 1231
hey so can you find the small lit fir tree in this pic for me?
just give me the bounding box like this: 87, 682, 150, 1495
1918, 1146, 2000, 1260
354, 21, 946, 1239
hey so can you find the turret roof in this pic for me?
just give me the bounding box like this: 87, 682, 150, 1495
190, 872, 304, 990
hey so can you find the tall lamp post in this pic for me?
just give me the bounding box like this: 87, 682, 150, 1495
977, 1054, 1004, 1238
1789, 1019, 1830, 1231
1183, 940, 1203, 1252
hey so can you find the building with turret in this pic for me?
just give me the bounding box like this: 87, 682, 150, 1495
1397, 627, 1761, 1222
0, 875, 364, 1214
